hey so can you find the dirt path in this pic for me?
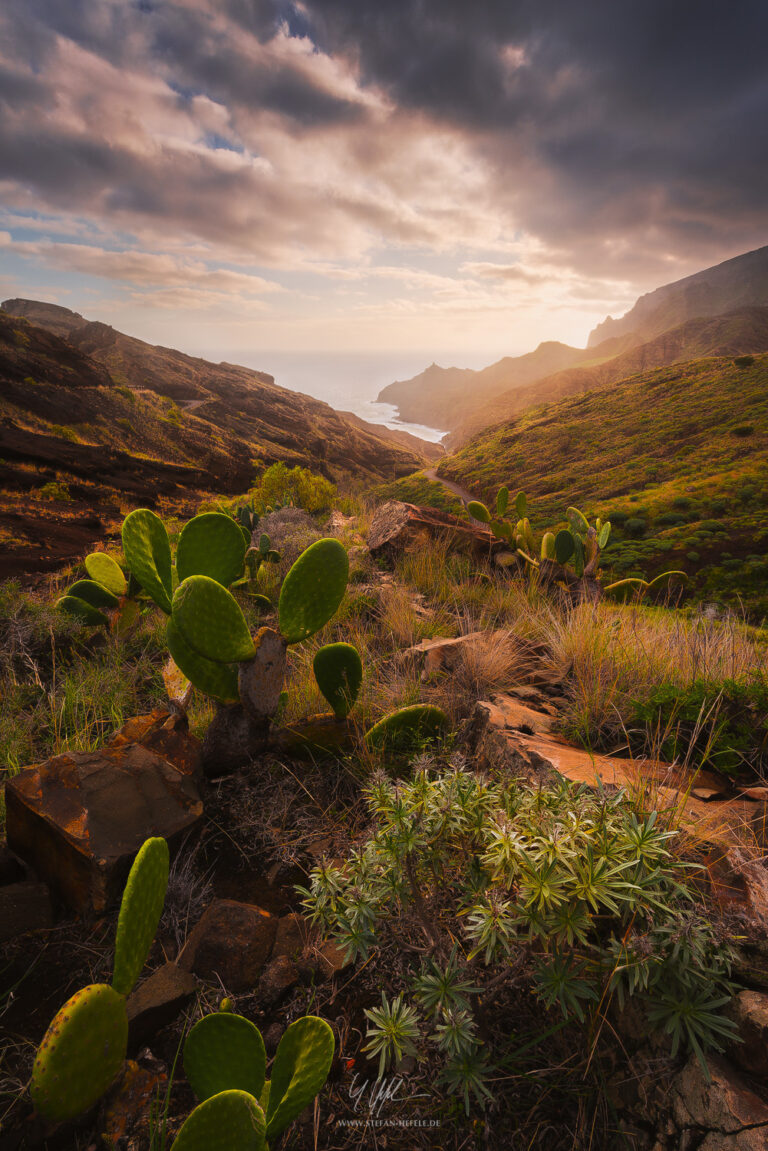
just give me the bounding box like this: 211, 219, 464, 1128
181, 398, 206, 412
423, 467, 487, 526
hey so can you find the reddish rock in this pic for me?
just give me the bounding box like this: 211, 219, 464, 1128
126, 963, 198, 1050
302, 939, 352, 982
5, 715, 203, 913
0, 881, 53, 943
178, 899, 277, 990
109, 708, 201, 778
672, 1054, 768, 1146
727, 991, 768, 1082
706, 847, 768, 931
258, 955, 299, 1007
367, 501, 498, 560
272, 913, 306, 961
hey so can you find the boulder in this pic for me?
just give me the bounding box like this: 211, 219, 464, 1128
367, 500, 498, 560
272, 912, 306, 961
178, 899, 277, 991
672, 1054, 768, 1148
727, 991, 768, 1082
257, 955, 299, 1007
5, 711, 203, 913
126, 962, 199, 1050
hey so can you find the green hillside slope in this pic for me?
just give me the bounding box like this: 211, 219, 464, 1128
439, 353, 768, 618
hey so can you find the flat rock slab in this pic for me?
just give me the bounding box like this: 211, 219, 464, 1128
403, 631, 513, 680
470, 698, 768, 855
5, 712, 203, 913
368, 500, 498, 559
178, 899, 277, 990
126, 962, 198, 1050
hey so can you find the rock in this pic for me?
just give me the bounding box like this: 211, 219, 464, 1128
672, 1054, 768, 1147
468, 701, 768, 853
272, 912, 306, 961
257, 955, 299, 1007
126, 963, 198, 1050
706, 847, 768, 930
178, 899, 277, 990
5, 716, 203, 913
727, 991, 768, 1082
402, 631, 513, 681
314, 940, 351, 981
367, 500, 498, 560
107, 708, 201, 778
263, 1022, 284, 1055
0, 842, 26, 885
273, 713, 353, 758
0, 881, 53, 943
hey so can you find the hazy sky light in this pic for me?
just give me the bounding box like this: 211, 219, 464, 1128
0, 0, 766, 369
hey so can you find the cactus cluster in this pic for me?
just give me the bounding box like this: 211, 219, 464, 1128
57, 550, 136, 631
30, 837, 170, 1123
474, 486, 685, 602
171, 1007, 334, 1150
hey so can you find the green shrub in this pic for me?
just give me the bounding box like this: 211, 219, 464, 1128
301, 765, 738, 1109
733, 355, 755, 368
624, 517, 647, 538
251, 462, 336, 514
732, 424, 755, 437
37, 481, 72, 502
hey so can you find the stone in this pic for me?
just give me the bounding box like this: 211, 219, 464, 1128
672, 1054, 768, 1147
108, 708, 201, 778
257, 955, 299, 1007
402, 631, 513, 681
0, 881, 53, 943
0, 842, 27, 886
178, 899, 277, 991
5, 717, 203, 914
263, 1022, 284, 1055
274, 713, 353, 758
126, 963, 198, 1050
727, 991, 768, 1082
706, 847, 768, 930
314, 940, 351, 981
468, 701, 767, 853
272, 913, 306, 961
367, 500, 499, 560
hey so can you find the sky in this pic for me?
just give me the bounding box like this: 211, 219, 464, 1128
1, 0, 767, 375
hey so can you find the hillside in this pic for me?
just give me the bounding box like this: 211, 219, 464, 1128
0, 305, 431, 576
438, 352, 768, 618
448, 306, 768, 445
588, 243, 768, 347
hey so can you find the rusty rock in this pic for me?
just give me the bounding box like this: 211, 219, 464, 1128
126, 963, 199, 1051
272, 912, 306, 961
178, 899, 277, 990
727, 990, 768, 1082
5, 715, 203, 914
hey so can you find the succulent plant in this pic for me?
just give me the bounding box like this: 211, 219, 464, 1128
170, 1090, 266, 1151
173, 575, 257, 663
84, 551, 128, 597
30, 837, 170, 1123
177, 512, 248, 587
278, 537, 348, 643
364, 704, 449, 752
244, 532, 281, 585
178, 1010, 334, 1147
122, 507, 174, 614
313, 642, 363, 719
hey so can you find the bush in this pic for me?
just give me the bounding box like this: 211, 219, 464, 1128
624, 517, 647, 538
251, 462, 336, 514
36, 481, 71, 502
732, 425, 755, 438
733, 355, 755, 368
301, 763, 738, 1109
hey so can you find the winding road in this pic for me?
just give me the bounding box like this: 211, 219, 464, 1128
423, 468, 486, 525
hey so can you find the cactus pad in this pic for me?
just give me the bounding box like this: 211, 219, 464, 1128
31, 984, 128, 1122
238, 627, 287, 721
496, 486, 509, 516
278, 538, 348, 644
313, 643, 362, 719
122, 509, 173, 613
541, 532, 556, 560
467, 500, 490, 524
173, 576, 256, 663
176, 513, 247, 588
84, 552, 127, 597
554, 529, 575, 565
598, 521, 611, 549
57, 595, 109, 627
265, 1016, 335, 1139
68, 579, 120, 610
364, 704, 449, 752
166, 619, 240, 703
184, 1013, 266, 1103
171, 1090, 266, 1151
112, 837, 169, 996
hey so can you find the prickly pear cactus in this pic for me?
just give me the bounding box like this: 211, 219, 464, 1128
184, 1012, 266, 1103
541, 532, 556, 560
554, 529, 575, 565
170, 1090, 266, 1151
166, 618, 240, 703
112, 837, 170, 997
364, 704, 449, 752
176, 513, 247, 588
496, 486, 509, 516
84, 552, 127, 597
278, 538, 348, 644
67, 579, 120, 610
598, 521, 611, 549
467, 500, 491, 524
265, 1016, 335, 1140
238, 627, 287, 721
56, 594, 109, 627
31, 984, 128, 1122
173, 576, 256, 663
122, 508, 174, 613
313, 642, 362, 719
515, 490, 527, 518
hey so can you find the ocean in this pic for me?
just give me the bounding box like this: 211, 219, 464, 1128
225, 350, 452, 443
